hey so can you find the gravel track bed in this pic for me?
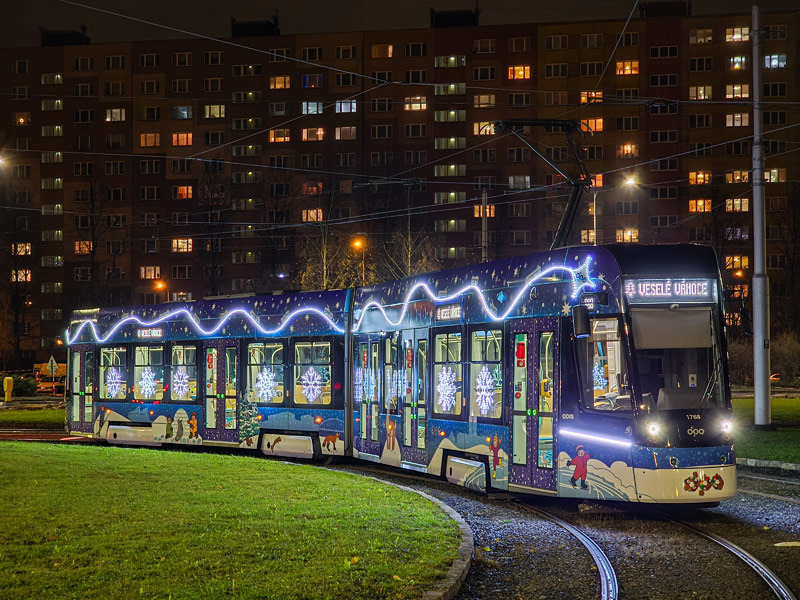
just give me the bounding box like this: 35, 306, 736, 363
338, 465, 600, 599
338, 464, 800, 600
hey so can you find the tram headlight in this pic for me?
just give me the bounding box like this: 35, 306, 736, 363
647, 421, 661, 437
721, 420, 732, 434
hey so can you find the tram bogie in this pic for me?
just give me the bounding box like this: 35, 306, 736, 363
66, 244, 736, 504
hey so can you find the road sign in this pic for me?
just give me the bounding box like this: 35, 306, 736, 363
47, 355, 58, 376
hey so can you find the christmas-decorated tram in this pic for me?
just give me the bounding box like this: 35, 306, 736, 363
66, 244, 736, 504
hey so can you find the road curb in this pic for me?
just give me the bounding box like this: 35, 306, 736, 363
362, 477, 472, 600
737, 457, 800, 472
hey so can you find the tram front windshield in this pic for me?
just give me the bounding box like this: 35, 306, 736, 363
576, 308, 724, 412
630, 307, 724, 412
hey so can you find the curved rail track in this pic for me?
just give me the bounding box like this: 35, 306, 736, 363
516, 502, 619, 600
666, 518, 797, 600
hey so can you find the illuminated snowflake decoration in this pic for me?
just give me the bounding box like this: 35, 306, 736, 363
392, 370, 408, 400
106, 367, 122, 398
363, 368, 376, 402
593, 363, 608, 390
173, 367, 190, 399
492, 366, 503, 389
437, 366, 457, 412
139, 367, 157, 398
474, 366, 495, 416
353, 368, 364, 403
301, 367, 323, 403
255, 368, 278, 402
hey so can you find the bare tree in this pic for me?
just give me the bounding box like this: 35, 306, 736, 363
195, 163, 231, 297
382, 186, 441, 280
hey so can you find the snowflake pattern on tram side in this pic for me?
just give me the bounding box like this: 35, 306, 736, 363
173, 367, 190, 399
437, 366, 457, 412
392, 370, 408, 400
107, 367, 122, 398
353, 368, 364, 403
255, 368, 278, 402
301, 367, 323, 403
474, 366, 495, 416
139, 367, 157, 398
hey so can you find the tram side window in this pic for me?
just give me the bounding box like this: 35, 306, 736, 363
384, 335, 399, 414
134, 345, 165, 401
294, 340, 331, 405
469, 329, 503, 419
417, 339, 427, 448
84, 351, 94, 421
433, 331, 462, 417
247, 342, 284, 404
100, 347, 128, 400
170, 344, 197, 402
576, 318, 632, 412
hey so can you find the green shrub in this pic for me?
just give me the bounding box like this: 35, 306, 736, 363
728, 332, 800, 387
4, 375, 38, 397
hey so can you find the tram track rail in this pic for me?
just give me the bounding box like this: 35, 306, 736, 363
664, 516, 797, 600
515, 502, 619, 600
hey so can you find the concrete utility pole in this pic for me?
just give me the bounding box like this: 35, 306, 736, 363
751, 5, 771, 427
481, 189, 488, 262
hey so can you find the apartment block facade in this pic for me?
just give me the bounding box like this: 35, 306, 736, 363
1, 8, 798, 365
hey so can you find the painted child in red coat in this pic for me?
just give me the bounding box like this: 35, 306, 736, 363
569, 444, 590, 490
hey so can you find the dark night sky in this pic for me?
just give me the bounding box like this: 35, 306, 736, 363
3, 0, 798, 48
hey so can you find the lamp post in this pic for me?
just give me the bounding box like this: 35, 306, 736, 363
352, 236, 366, 285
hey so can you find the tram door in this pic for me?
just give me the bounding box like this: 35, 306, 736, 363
68, 347, 94, 434
203, 340, 240, 443
353, 334, 382, 458
508, 318, 558, 493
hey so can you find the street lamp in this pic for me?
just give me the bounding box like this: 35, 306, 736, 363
352, 236, 366, 285
154, 279, 168, 303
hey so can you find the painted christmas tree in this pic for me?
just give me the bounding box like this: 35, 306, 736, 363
239, 399, 260, 444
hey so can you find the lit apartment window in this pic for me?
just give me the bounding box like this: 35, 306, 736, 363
725, 113, 750, 127
616, 61, 639, 75
371, 43, 393, 58
689, 86, 712, 100
173, 186, 193, 199
74, 241, 93, 255
204, 104, 225, 118
725, 27, 749, 42
582, 118, 603, 132
726, 84, 749, 98
105, 108, 126, 121
689, 199, 712, 213
473, 205, 496, 218
689, 28, 712, 44
764, 54, 787, 69
404, 96, 427, 111
508, 175, 531, 189
172, 133, 193, 146
725, 256, 749, 270
301, 128, 325, 141
474, 94, 495, 108
728, 56, 748, 70
689, 171, 712, 185
335, 126, 357, 140
269, 76, 290, 89
41, 72, 63, 85
726, 198, 749, 212
335, 100, 357, 113
140, 133, 160, 147
473, 122, 495, 136
302, 209, 324, 222
269, 129, 290, 143
302, 74, 323, 88
616, 144, 639, 158
616, 229, 639, 243
435, 55, 466, 67
171, 238, 193, 253
508, 65, 531, 79
765, 168, 787, 183
580, 91, 603, 104
12, 270, 32, 282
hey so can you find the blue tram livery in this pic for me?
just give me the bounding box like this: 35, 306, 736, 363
66, 244, 736, 504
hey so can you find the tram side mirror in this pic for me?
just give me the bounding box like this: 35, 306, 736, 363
571, 305, 591, 338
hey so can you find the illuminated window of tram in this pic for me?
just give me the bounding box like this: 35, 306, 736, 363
433, 331, 462, 416
575, 318, 632, 412
294, 341, 331, 405
384, 335, 400, 413
538, 332, 556, 468
134, 345, 165, 401
469, 329, 502, 419
170, 345, 197, 402
100, 347, 128, 400
247, 342, 284, 404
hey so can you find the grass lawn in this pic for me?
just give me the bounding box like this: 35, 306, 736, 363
0, 443, 461, 600
732, 397, 800, 463
731, 396, 800, 423
0, 408, 65, 428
